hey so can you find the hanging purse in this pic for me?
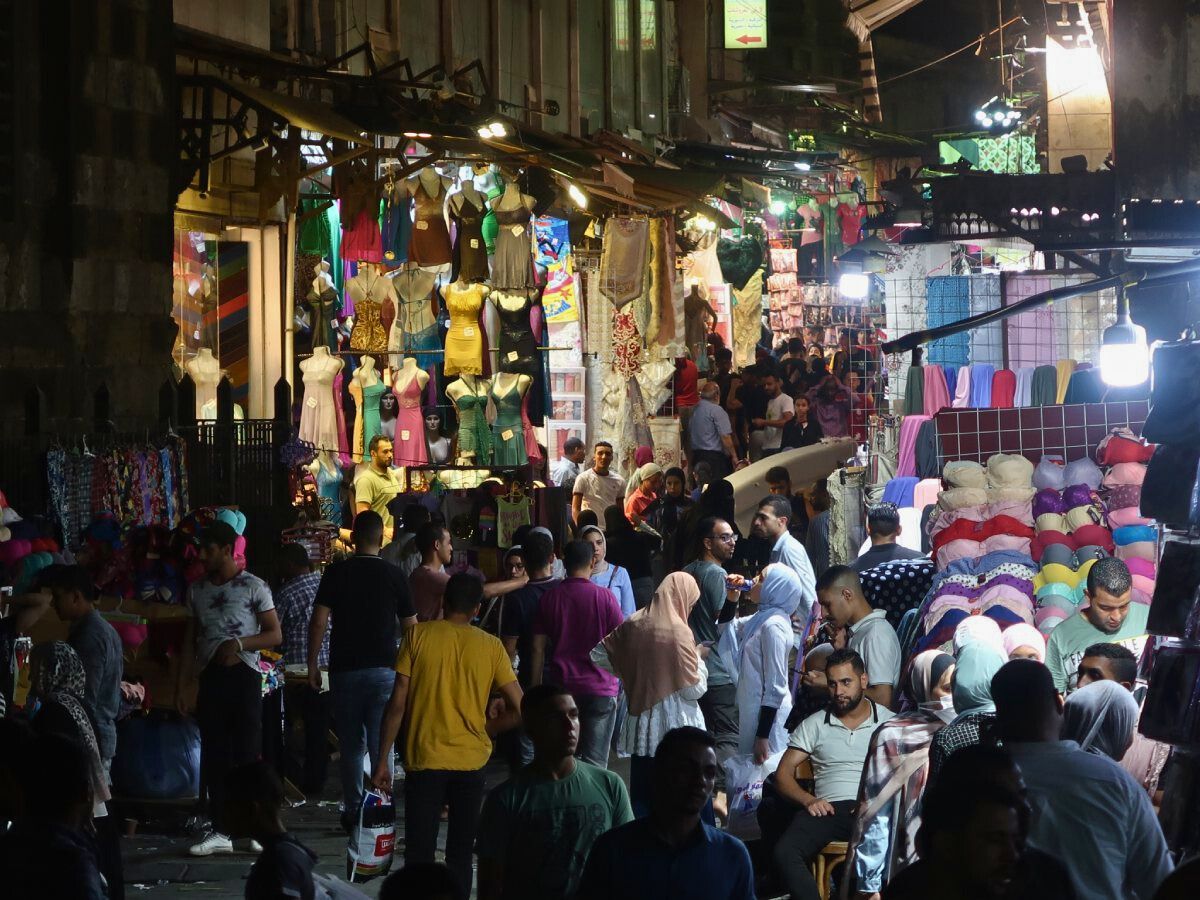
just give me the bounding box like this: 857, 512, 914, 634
1142, 330, 1200, 444
1140, 444, 1200, 529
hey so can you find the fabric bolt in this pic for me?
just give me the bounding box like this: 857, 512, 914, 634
1055, 359, 1077, 403
943, 366, 958, 399
904, 366, 925, 416
897, 415, 931, 478
912, 479, 942, 511
1030, 365, 1059, 406
922, 365, 951, 417
598, 217, 649, 307
915, 420, 940, 479
1015, 367, 1035, 407
1064, 368, 1106, 404
881, 477, 919, 508
951, 365, 972, 408
969, 364, 995, 408
991, 369, 1016, 408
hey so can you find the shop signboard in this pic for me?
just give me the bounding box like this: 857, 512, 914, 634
724, 0, 767, 49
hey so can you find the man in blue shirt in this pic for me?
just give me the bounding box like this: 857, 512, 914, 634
751, 495, 817, 626
577, 727, 755, 900
688, 382, 739, 478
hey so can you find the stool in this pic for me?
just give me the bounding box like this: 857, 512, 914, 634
811, 841, 848, 900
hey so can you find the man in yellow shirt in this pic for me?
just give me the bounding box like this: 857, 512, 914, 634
373, 573, 523, 900
354, 435, 400, 540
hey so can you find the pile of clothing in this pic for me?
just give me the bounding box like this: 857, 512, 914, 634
0, 489, 70, 593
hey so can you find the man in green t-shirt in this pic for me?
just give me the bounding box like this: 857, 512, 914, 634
1046, 557, 1149, 694
476, 684, 633, 900
354, 435, 400, 539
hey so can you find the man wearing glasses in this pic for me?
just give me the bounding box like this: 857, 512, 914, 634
684, 516, 746, 798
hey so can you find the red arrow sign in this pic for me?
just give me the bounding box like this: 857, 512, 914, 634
737, 34, 763, 44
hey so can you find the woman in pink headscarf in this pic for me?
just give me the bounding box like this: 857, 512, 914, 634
1001, 623, 1046, 662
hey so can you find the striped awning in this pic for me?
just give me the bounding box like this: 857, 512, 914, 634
844, 0, 926, 40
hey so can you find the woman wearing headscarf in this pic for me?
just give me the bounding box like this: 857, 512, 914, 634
952, 615, 1005, 656
592, 572, 708, 818
623, 462, 664, 528
623, 446, 655, 499
927, 642, 1007, 784
718, 564, 805, 761
1002, 623, 1046, 662
847, 651, 957, 895
600, 506, 660, 612
580, 524, 636, 618
1062, 680, 1141, 762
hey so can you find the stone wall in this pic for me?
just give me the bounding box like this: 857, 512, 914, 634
0, 0, 177, 436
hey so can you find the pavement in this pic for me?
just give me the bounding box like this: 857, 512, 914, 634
120, 755, 635, 899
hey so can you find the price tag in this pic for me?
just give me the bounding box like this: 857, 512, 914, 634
400, 430, 410, 441
306, 397, 317, 408
510, 225, 524, 237
501, 428, 514, 441
507, 351, 518, 362
470, 239, 480, 249
416, 221, 429, 231
463, 326, 474, 337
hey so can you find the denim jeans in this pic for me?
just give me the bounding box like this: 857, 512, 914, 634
575, 694, 618, 769
404, 768, 486, 900
330, 667, 395, 816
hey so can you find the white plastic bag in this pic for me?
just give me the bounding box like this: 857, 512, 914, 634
724, 751, 783, 841
346, 789, 396, 882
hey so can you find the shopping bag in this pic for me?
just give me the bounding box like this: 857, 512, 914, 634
724, 751, 784, 841
346, 789, 396, 882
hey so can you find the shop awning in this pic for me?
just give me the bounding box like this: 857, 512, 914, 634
205, 78, 372, 145
575, 163, 727, 216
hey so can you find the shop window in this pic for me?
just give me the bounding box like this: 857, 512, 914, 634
638, 0, 663, 134
172, 228, 250, 418
577, 0, 605, 133
609, 0, 635, 132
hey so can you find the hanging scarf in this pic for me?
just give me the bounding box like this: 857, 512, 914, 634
602, 572, 701, 716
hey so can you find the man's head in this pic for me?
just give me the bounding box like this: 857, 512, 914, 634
765, 466, 792, 498
664, 467, 686, 499
825, 648, 868, 715
368, 434, 394, 470
352, 510, 386, 553
700, 381, 720, 403
652, 727, 718, 818
416, 522, 452, 566
277, 542, 312, 582
751, 495, 792, 541
40, 565, 97, 623
697, 516, 736, 564
990, 659, 1064, 743
1077, 642, 1138, 689
198, 522, 238, 578
224, 761, 285, 839
592, 441, 614, 475
715, 347, 733, 373
816, 566, 868, 628
763, 372, 782, 398
788, 337, 805, 358
520, 531, 555, 578
563, 539, 595, 578
1083, 558, 1134, 634
443, 572, 484, 619
402, 503, 431, 535
522, 684, 579, 761
918, 746, 1030, 899
563, 436, 586, 464
866, 503, 902, 546
794, 395, 810, 420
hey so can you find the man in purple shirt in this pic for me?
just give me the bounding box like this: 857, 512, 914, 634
529, 540, 624, 769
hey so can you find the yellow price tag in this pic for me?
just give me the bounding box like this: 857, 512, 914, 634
501, 428, 514, 441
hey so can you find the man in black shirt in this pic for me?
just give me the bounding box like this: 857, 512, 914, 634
849, 503, 924, 573
308, 511, 416, 827
781, 394, 824, 449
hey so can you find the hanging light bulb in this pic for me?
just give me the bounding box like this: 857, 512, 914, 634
567, 183, 588, 209
770, 199, 787, 216
1100, 290, 1150, 386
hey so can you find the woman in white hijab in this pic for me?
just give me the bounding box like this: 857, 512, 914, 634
1062, 680, 1141, 761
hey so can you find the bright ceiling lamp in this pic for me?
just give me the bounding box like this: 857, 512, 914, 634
477, 121, 508, 140
973, 96, 1022, 134
839, 272, 870, 299
1100, 290, 1149, 386
567, 183, 588, 209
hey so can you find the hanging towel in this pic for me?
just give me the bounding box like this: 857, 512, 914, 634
1015, 367, 1036, 407
1064, 367, 1105, 404
916, 420, 941, 478
904, 365, 925, 416
897, 414, 931, 478
992, 369, 1017, 408
1031, 365, 1059, 406
1055, 359, 1077, 403
923, 364, 952, 417
882, 476, 918, 508
944, 366, 958, 400
970, 364, 995, 408
952, 365, 972, 408
913, 477, 943, 511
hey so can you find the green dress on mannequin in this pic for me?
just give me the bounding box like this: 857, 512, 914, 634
490, 382, 528, 466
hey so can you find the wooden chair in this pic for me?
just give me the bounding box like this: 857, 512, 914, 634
794, 758, 849, 900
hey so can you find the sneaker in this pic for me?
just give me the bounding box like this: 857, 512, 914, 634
188, 831, 233, 856
234, 838, 263, 854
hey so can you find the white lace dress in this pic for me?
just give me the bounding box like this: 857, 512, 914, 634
591, 645, 709, 757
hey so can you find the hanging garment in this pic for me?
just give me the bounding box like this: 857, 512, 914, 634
380, 189, 412, 263
299, 362, 341, 453
915, 420, 941, 479
407, 176, 453, 267
305, 286, 341, 353
952, 364, 972, 408
684, 232, 724, 298
923, 365, 951, 417
316, 460, 343, 526
392, 375, 428, 466
828, 469, 866, 567
443, 282, 487, 376
897, 415, 931, 478
1030, 365, 1059, 406
716, 237, 763, 291
992, 369, 1016, 408
904, 366, 925, 416
495, 290, 540, 375
490, 381, 528, 466
1004, 276, 1059, 369
452, 381, 492, 464
684, 289, 715, 371
598, 217, 649, 307
732, 268, 764, 369
341, 206, 383, 264
970, 364, 995, 408
348, 378, 365, 462
1055, 359, 1077, 403
1015, 367, 1035, 407
925, 277, 971, 369
647, 416, 682, 470
944, 366, 959, 401
497, 496, 533, 549
450, 194, 489, 281
347, 269, 395, 353
388, 268, 439, 369
968, 275, 1005, 368
333, 372, 352, 468
362, 381, 386, 452
492, 203, 536, 290
520, 393, 543, 465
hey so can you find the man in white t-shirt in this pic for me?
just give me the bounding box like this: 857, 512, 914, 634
761, 648, 894, 899
571, 442, 626, 527
750, 371, 795, 460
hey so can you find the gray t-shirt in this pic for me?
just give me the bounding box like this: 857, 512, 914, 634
847, 609, 901, 688
188, 571, 275, 671
684, 560, 732, 686
788, 702, 895, 802
69, 610, 123, 761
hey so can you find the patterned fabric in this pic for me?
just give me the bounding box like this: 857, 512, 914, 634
275, 571, 328, 667
927, 711, 998, 783
925, 277, 970, 368
858, 559, 936, 628
612, 311, 642, 379
647, 417, 682, 470
30, 641, 110, 806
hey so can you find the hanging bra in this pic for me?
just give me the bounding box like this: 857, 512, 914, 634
1033, 456, 1104, 491
1033, 559, 1099, 592
1035, 505, 1106, 534
1102, 463, 1147, 488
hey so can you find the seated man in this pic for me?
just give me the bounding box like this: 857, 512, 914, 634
762, 649, 894, 900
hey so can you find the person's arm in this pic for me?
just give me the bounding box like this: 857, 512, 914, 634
501, 636, 518, 661
529, 634, 548, 687
72, 629, 107, 715
482, 575, 528, 599
1045, 632, 1068, 694
772, 746, 822, 809
570, 491, 583, 524
373, 673, 409, 792
487, 679, 523, 737
307, 605, 331, 691
6, 589, 51, 635
590, 641, 616, 675
720, 433, 739, 467
175, 614, 196, 716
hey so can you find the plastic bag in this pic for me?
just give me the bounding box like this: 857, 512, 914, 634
111, 714, 201, 800
724, 751, 783, 841
346, 789, 396, 882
